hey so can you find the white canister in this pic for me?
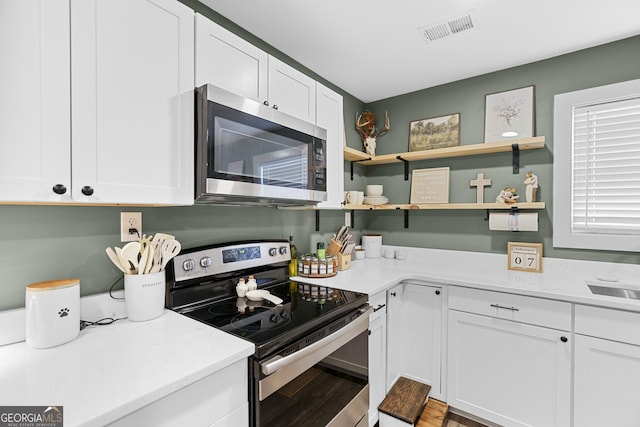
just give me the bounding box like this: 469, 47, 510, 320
124, 271, 166, 322
362, 234, 383, 258
26, 279, 80, 349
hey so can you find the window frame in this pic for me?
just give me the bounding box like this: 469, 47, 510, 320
553, 78, 640, 252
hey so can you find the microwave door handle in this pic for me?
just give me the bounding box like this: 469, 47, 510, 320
260, 306, 372, 376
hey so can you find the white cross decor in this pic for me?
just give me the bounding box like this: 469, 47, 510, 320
470, 172, 492, 203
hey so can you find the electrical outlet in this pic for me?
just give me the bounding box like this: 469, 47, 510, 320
120, 212, 142, 242
344, 211, 351, 227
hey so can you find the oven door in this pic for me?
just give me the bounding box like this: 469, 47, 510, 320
251, 306, 372, 427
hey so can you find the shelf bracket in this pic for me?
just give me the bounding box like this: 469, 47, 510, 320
350, 210, 355, 228
396, 156, 410, 180
315, 210, 320, 232
349, 158, 371, 180
512, 144, 520, 174
403, 209, 409, 228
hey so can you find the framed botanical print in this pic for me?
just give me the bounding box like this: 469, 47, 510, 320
484, 85, 535, 142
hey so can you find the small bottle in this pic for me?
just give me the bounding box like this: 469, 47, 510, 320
317, 242, 326, 259
236, 278, 248, 297
303, 256, 311, 275
247, 275, 257, 291
288, 233, 298, 277
319, 258, 327, 275
327, 256, 334, 274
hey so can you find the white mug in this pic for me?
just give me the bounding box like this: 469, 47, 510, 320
346, 191, 359, 204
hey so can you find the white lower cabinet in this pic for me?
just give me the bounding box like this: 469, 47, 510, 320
447, 287, 571, 427
109, 359, 248, 427
574, 305, 640, 426
368, 291, 387, 427
386, 281, 445, 400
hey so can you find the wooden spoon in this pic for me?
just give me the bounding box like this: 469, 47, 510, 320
105, 247, 126, 273
121, 242, 141, 274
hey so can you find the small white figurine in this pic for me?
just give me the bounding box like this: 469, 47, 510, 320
496, 187, 520, 204
524, 171, 538, 203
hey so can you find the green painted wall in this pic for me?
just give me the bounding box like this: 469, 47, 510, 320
359, 35, 640, 264
2, 4, 638, 311
0, 2, 364, 311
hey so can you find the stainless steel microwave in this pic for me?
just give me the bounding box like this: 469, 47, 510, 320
195, 84, 327, 206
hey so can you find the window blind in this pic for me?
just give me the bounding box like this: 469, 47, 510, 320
260, 156, 307, 188
572, 97, 640, 234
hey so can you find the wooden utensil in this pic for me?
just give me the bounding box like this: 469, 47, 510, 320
105, 247, 126, 273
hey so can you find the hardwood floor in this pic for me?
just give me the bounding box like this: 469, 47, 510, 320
444, 412, 490, 427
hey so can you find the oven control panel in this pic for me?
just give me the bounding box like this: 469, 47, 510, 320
171, 241, 291, 283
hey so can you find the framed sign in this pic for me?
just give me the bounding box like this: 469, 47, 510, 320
410, 167, 450, 204
507, 242, 543, 273
484, 85, 535, 142
409, 113, 460, 151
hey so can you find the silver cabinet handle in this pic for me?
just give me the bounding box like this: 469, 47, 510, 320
490, 303, 520, 311
261, 306, 372, 376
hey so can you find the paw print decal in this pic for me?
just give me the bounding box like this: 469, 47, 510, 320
58, 308, 70, 318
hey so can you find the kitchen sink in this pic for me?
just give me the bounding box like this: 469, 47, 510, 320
587, 284, 640, 300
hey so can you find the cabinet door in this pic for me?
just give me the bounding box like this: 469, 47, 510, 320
574, 334, 640, 426
194, 13, 268, 102
387, 283, 443, 399
447, 310, 571, 427
71, 0, 194, 205
267, 56, 316, 123
315, 83, 344, 209
0, 0, 71, 202
368, 305, 387, 427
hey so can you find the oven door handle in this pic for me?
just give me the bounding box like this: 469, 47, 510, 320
261, 306, 372, 376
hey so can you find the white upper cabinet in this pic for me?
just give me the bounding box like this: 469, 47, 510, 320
71, 0, 194, 205
0, 0, 194, 205
0, 0, 71, 202
194, 15, 316, 123
316, 83, 344, 209
267, 56, 316, 123
195, 13, 268, 102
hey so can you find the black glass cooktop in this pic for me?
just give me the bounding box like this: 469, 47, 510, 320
180, 281, 367, 359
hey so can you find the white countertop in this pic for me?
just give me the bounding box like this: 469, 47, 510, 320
293, 245, 640, 313
3, 245, 640, 426
0, 309, 254, 426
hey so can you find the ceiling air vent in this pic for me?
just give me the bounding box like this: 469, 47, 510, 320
418, 10, 479, 43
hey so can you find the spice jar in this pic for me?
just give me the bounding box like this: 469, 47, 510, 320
303, 256, 311, 275
311, 257, 319, 275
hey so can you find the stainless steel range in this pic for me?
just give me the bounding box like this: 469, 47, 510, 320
166, 240, 371, 427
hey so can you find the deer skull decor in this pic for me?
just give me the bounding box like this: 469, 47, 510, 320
355, 110, 390, 157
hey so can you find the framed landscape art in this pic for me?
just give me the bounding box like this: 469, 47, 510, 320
409, 113, 460, 151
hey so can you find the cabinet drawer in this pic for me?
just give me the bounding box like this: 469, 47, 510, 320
449, 286, 571, 331
575, 304, 640, 345
110, 359, 247, 426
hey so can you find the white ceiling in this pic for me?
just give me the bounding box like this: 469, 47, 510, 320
201, 1, 640, 103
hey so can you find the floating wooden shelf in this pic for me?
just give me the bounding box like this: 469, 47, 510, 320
344, 136, 545, 166
343, 202, 545, 211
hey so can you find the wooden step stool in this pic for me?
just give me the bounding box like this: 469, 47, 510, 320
378, 377, 431, 427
